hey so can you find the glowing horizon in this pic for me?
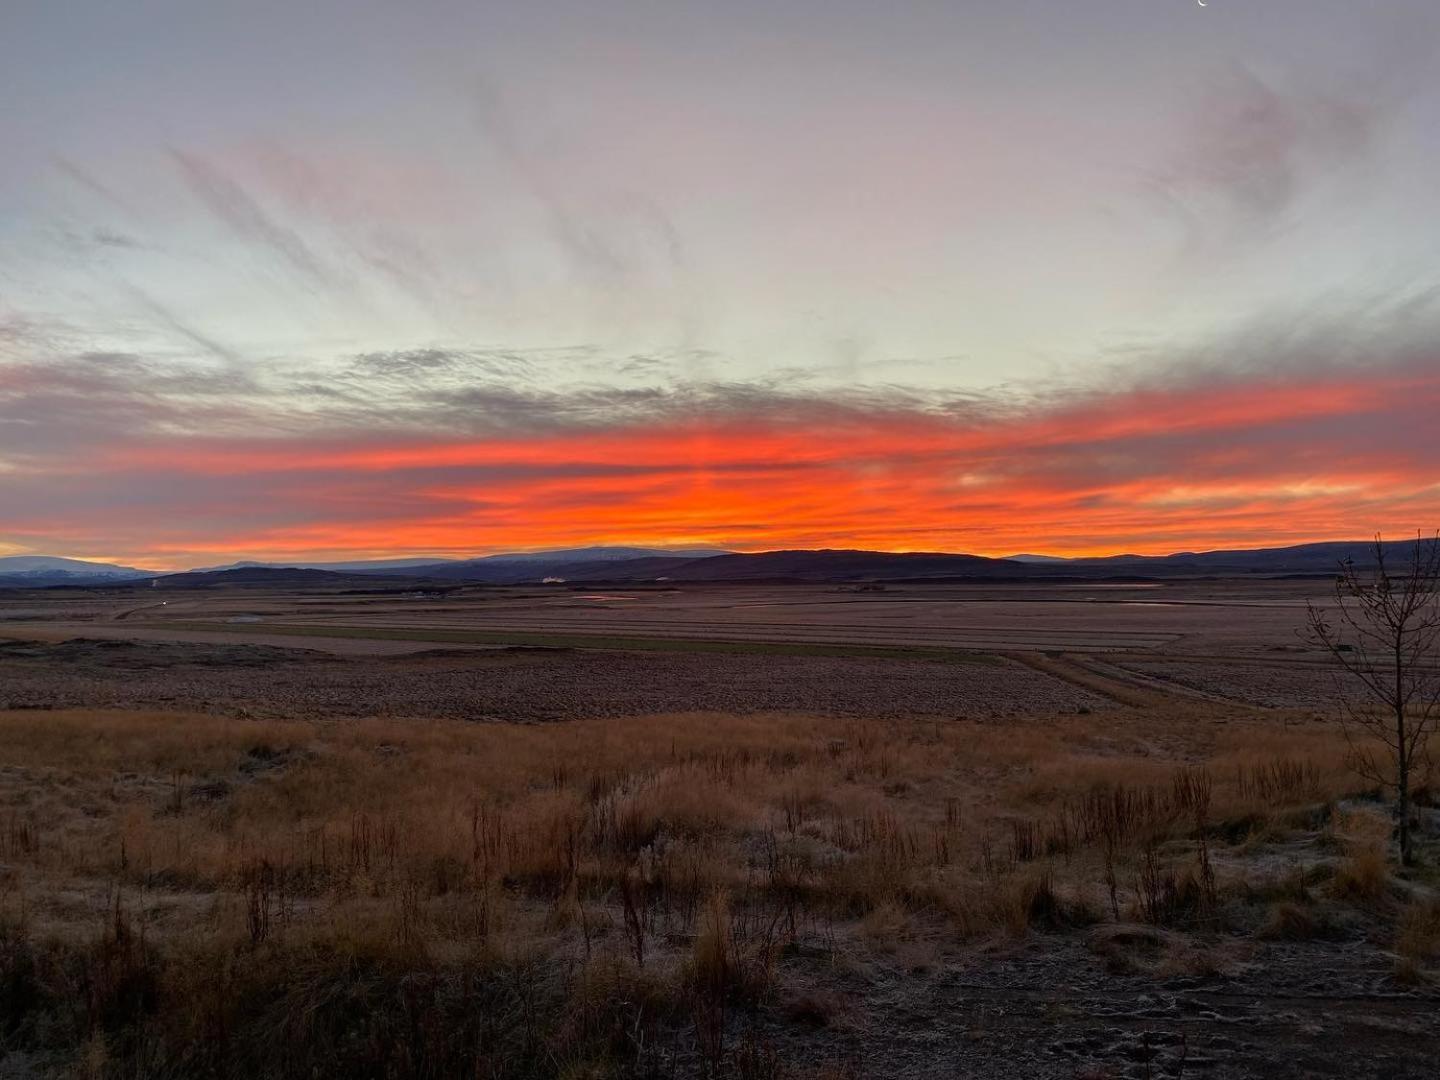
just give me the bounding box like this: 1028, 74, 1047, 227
7, 354, 1437, 570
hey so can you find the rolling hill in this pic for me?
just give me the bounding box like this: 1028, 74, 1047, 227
191, 557, 462, 573
414, 540, 1430, 584
1062, 539, 1432, 575
147, 567, 449, 590
0, 556, 156, 588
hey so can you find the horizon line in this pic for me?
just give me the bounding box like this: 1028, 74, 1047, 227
5, 533, 1435, 575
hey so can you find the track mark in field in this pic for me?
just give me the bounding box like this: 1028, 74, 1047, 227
1068, 655, 1243, 706
159, 620, 1004, 662
1009, 653, 1170, 708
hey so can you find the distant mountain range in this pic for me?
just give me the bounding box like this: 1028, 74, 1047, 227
190, 557, 463, 573
1058, 540, 1434, 575
0, 547, 729, 588
479, 540, 1432, 585
0, 555, 156, 589
144, 566, 450, 590
189, 547, 730, 574
465, 546, 732, 564
0, 539, 1431, 589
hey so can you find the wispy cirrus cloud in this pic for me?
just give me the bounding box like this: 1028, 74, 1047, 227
1142, 59, 1410, 261
169, 148, 338, 292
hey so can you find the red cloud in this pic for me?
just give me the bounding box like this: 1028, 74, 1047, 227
8, 364, 1438, 564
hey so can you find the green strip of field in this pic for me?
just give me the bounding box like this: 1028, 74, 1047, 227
163, 620, 999, 663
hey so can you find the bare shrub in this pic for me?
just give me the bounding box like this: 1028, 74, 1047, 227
1307, 533, 1440, 864
619, 868, 649, 969
1135, 842, 1211, 928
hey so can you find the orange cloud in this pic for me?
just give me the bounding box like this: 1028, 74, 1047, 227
5, 363, 1437, 566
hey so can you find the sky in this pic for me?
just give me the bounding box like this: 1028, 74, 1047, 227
2, 0, 1438, 569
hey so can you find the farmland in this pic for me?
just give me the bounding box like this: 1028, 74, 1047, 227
0, 579, 1436, 1079
0, 579, 1356, 714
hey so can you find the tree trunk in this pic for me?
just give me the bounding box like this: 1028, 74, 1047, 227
1396, 705, 1411, 865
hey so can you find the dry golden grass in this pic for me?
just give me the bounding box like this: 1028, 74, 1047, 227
0, 705, 1430, 1078
1329, 809, 1394, 902
0, 707, 1400, 943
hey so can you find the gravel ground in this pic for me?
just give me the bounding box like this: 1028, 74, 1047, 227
752, 928, 1440, 1080
0, 637, 1111, 720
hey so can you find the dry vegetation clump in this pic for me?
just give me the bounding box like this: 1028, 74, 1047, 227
1329, 809, 1395, 903
0, 706, 1433, 1077
1257, 900, 1325, 941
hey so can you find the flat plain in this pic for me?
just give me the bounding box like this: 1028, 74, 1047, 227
1, 578, 1436, 1079
0, 578, 1354, 715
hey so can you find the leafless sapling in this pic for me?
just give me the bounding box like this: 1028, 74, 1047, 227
1306, 533, 1440, 865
